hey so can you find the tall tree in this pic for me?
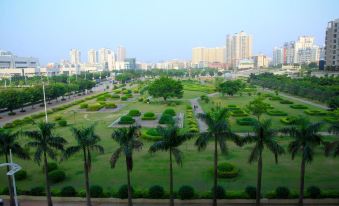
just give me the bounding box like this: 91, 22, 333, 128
195, 107, 242, 206
0, 129, 30, 206
281, 117, 325, 206
247, 97, 270, 120
325, 118, 339, 157
149, 126, 194, 206
110, 126, 143, 206
243, 119, 284, 206
63, 124, 104, 206
24, 122, 67, 206
217, 80, 244, 96
147, 76, 183, 102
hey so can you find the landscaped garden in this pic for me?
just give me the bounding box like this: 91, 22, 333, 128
1, 76, 339, 205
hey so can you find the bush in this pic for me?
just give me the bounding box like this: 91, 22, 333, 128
3, 123, 14, 129
275, 186, 290, 198
149, 185, 165, 198
304, 109, 327, 116
90, 185, 104, 198
163, 108, 176, 116
236, 117, 257, 126
280, 99, 293, 104
30, 186, 45, 196
159, 114, 175, 125
267, 110, 288, 116
60, 186, 77, 197
121, 96, 128, 101
280, 116, 298, 124
58, 119, 67, 127
216, 162, 239, 178
79, 103, 88, 109
96, 96, 106, 101
48, 170, 66, 183
269, 96, 283, 101
105, 102, 117, 109
178, 185, 195, 200
307, 186, 321, 198
111, 94, 120, 99
87, 103, 104, 111
128, 109, 141, 116
230, 110, 248, 117
15, 170, 27, 181
245, 186, 257, 199
54, 115, 63, 121
43, 162, 58, 173
119, 115, 135, 124
212, 185, 226, 199
290, 104, 308, 109
117, 185, 134, 199
141, 112, 157, 120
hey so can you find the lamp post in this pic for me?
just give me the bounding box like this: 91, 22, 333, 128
42, 81, 48, 122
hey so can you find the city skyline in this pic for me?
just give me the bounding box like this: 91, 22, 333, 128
0, 0, 339, 64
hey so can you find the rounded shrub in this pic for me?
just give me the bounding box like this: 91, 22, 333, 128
216, 162, 239, 178
60, 186, 77, 197
307, 186, 321, 198
15, 170, 27, 181
141, 112, 156, 120
149, 185, 165, 198
54, 115, 63, 121
118, 185, 134, 199
79, 103, 88, 109
118, 115, 135, 124
121, 96, 128, 101
236, 117, 257, 126
275, 186, 290, 198
245, 186, 257, 199
159, 114, 174, 125
43, 162, 58, 173
30, 186, 45, 196
105, 102, 117, 109
90, 185, 104, 198
87, 103, 104, 111
128, 109, 141, 116
111, 94, 120, 99
212, 185, 225, 199
163, 108, 176, 116
48, 170, 66, 183
58, 119, 67, 127
178, 185, 195, 200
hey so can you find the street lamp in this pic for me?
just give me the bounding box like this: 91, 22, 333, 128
42, 81, 48, 122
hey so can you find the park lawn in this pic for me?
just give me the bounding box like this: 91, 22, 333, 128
199, 93, 331, 132
1, 88, 339, 195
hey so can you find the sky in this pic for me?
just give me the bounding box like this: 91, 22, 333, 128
0, 0, 338, 65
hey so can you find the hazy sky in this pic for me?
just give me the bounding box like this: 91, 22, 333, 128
0, 0, 338, 64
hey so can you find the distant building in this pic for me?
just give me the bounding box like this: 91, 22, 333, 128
325, 18, 339, 70
116, 46, 126, 62
87, 49, 97, 64
226, 31, 253, 68
192, 47, 225, 68
124, 58, 136, 70
252, 54, 269, 68
69, 49, 81, 65
0, 50, 40, 77
237, 59, 254, 69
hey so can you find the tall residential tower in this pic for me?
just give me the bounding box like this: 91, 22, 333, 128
226, 31, 253, 68
325, 19, 339, 70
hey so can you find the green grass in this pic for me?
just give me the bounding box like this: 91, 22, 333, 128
1, 88, 338, 194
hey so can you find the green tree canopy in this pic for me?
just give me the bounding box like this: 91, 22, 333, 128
148, 77, 183, 101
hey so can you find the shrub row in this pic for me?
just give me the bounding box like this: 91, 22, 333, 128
266, 110, 288, 116
118, 115, 135, 124
186, 105, 199, 133
141, 112, 157, 120
236, 117, 257, 126
280, 116, 298, 124
141, 128, 162, 141
290, 104, 308, 109
304, 109, 327, 116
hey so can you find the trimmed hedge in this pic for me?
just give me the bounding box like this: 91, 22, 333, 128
230, 110, 248, 117
58, 119, 67, 127
105, 102, 117, 109
212, 185, 226, 199
149, 185, 165, 198
280, 99, 293, 104
280, 116, 298, 124
15, 170, 27, 181
90, 185, 104, 198
43, 162, 58, 173
48, 170, 66, 183
159, 114, 175, 125
128, 109, 141, 116
163, 108, 176, 116
216, 162, 239, 178
121, 96, 128, 101
142, 128, 162, 141
269, 96, 283, 101
30, 186, 45, 196
307, 186, 321, 198
245, 186, 256, 199
111, 94, 120, 99
290, 104, 308, 109
178, 185, 195, 200
119, 115, 135, 124
236, 117, 257, 126
79, 103, 88, 109
275, 186, 290, 198
118, 185, 134, 199
60, 186, 77, 197
304, 109, 327, 116
87, 103, 104, 111
267, 110, 288, 116
141, 112, 157, 120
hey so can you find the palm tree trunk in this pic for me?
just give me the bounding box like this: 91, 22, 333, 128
83, 148, 92, 206
256, 151, 263, 206
298, 154, 306, 206
169, 149, 174, 206
126, 157, 133, 206
5, 154, 15, 206
43, 152, 53, 206
213, 135, 218, 206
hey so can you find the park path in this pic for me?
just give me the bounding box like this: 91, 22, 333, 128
263, 89, 329, 110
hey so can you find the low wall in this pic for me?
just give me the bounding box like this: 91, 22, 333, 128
1, 196, 339, 206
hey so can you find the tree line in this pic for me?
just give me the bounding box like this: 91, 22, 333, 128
1, 96, 339, 206
248, 73, 339, 109
0, 80, 96, 115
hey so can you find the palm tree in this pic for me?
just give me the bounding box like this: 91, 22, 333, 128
243, 119, 284, 206
281, 117, 325, 206
24, 121, 67, 206
110, 126, 143, 206
149, 126, 194, 206
195, 107, 241, 206
325, 121, 339, 157
63, 124, 104, 206
0, 129, 30, 206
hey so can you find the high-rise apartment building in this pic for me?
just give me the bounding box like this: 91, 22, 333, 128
116, 46, 126, 62
273, 47, 283, 66
226, 31, 253, 67
98, 48, 115, 70
252, 54, 269, 68
191, 47, 225, 66
87, 49, 97, 64
325, 19, 339, 70
69, 49, 81, 65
